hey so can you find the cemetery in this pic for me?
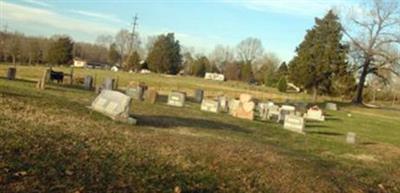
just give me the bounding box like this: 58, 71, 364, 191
1, 66, 400, 193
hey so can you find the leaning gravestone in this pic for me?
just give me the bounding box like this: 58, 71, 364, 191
7, 67, 16, 80
90, 90, 134, 123
201, 99, 220, 113
346, 132, 356, 144
83, 75, 93, 90
283, 115, 305, 134
167, 91, 186, 107
304, 106, 325, 121
194, 89, 204, 103
325, 102, 338, 111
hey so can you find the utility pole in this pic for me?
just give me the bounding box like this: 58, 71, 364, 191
130, 14, 138, 53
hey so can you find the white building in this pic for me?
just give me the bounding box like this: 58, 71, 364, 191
73, 59, 87, 68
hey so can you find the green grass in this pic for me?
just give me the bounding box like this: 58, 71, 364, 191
0, 65, 400, 193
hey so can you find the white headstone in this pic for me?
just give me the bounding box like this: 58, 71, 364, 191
91, 90, 131, 120
167, 91, 186, 107
346, 132, 356, 144
239, 93, 252, 103
201, 99, 220, 113
217, 96, 228, 112
325, 102, 338, 111
279, 105, 296, 122
267, 105, 281, 122
283, 115, 305, 134
304, 106, 325, 121
228, 99, 241, 115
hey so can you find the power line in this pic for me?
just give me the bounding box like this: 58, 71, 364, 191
130, 14, 138, 52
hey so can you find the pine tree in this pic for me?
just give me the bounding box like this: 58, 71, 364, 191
147, 33, 182, 74
288, 10, 349, 101
277, 77, 287, 92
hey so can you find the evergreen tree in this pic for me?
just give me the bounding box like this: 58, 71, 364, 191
240, 63, 254, 82
191, 56, 209, 77
108, 43, 120, 65
288, 10, 349, 101
277, 77, 287, 92
125, 51, 141, 71
147, 33, 182, 74
47, 36, 73, 65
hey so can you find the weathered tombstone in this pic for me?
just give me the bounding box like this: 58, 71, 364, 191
304, 106, 325, 121
279, 105, 296, 122
325, 102, 338, 111
194, 89, 204, 103
167, 91, 186, 107
103, 78, 115, 90
295, 102, 308, 113
83, 75, 93, 90
217, 96, 228, 112
283, 115, 305, 134
6, 67, 16, 80
239, 93, 252, 103
90, 90, 134, 122
126, 87, 145, 101
228, 99, 241, 115
232, 101, 255, 120
36, 69, 49, 90
267, 105, 281, 122
346, 132, 356, 144
201, 99, 220, 113
146, 89, 158, 104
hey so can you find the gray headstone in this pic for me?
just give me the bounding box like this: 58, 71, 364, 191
7, 67, 16, 80
283, 115, 305, 134
91, 90, 131, 120
126, 87, 145, 101
346, 132, 356, 144
201, 99, 220, 113
325, 102, 338, 111
103, 78, 115, 90
218, 96, 228, 112
84, 75, 93, 90
194, 89, 204, 103
167, 91, 186, 107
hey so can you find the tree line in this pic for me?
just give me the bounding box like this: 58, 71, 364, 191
0, 0, 398, 104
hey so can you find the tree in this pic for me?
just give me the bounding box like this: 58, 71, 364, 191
191, 56, 209, 77
108, 43, 120, 65
125, 51, 141, 71
343, 0, 400, 104
277, 77, 288, 92
224, 62, 241, 80
146, 33, 182, 74
28, 39, 42, 65
209, 44, 235, 72
236, 37, 264, 65
115, 29, 131, 65
96, 34, 113, 48
47, 36, 73, 65
253, 53, 280, 86
289, 10, 348, 102
240, 63, 254, 82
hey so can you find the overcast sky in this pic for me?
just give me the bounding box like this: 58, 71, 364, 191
1, 0, 360, 61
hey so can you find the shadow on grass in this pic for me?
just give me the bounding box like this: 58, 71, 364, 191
136, 115, 252, 133
306, 124, 330, 128
307, 131, 344, 136
0, 77, 37, 83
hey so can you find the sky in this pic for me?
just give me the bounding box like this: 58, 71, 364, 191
0, 0, 360, 61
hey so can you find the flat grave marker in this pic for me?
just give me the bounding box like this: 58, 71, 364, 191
90, 90, 132, 121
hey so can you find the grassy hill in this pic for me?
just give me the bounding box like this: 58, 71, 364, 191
0, 65, 400, 192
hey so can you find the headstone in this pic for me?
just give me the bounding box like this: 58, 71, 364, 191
325, 102, 338, 111
91, 90, 132, 120
228, 99, 241, 115
126, 87, 145, 101
167, 91, 186, 107
6, 67, 16, 80
201, 99, 220, 113
295, 102, 308, 113
83, 75, 93, 90
279, 105, 296, 122
283, 115, 305, 134
103, 78, 115, 90
217, 96, 228, 112
304, 106, 325, 121
36, 69, 49, 90
194, 89, 204, 103
267, 105, 281, 122
232, 101, 255, 120
239, 93, 252, 103
204, 72, 225, 81
346, 132, 356, 144
146, 89, 158, 104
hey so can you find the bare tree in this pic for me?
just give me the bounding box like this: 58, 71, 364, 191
115, 29, 132, 65
209, 44, 235, 72
343, 0, 400, 104
236, 37, 264, 65
96, 34, 114, 48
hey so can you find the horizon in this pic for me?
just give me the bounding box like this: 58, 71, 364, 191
1, 0, 359, 62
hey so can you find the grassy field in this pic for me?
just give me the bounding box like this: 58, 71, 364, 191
1, 65, 400, 193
